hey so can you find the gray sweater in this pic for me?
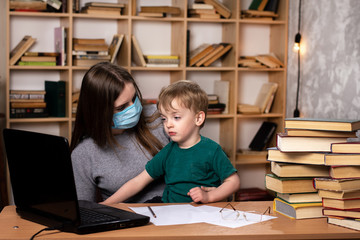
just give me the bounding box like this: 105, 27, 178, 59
71, 104, 169, 203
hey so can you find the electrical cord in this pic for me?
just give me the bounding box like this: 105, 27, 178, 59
29, 225, 63, 240
294, 0, 302, 117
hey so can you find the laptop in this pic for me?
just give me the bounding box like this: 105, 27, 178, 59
2, 128, 150, 234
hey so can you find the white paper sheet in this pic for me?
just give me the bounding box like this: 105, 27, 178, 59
130, 204, 277, 228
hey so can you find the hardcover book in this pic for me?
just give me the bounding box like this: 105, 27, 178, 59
314, 178, 360, 191
131, 35, 146, 67
10, 35, 36, 65
249, 121, 277, 151
274, 197, 324, 219
318, 189, 360, 200
284, 118, 360, 132
108, 34, 124, 64
329, 166, 360, 179
327, 217, 360, 231
322, 198, 360, 210
331, 142, 360, 154
270, 161, 330, 178
276, 192, 322, 204
265, 174, 316, 194
45, 80, 66, 117
267, 147, 327, 165
324, 153, 360, 166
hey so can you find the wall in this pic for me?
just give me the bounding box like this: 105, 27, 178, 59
287, 0, 360, 119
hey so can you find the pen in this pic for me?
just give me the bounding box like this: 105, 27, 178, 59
147, 206, 157, 218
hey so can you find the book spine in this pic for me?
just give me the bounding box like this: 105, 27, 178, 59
45, 81, 66, 117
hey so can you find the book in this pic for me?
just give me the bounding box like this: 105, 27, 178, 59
73, 43, 108, 52
189, 43, 215, 67
236, 188, 273, 201
327, 217, 360, 230
329, 166, 360, 179
140, 6, 181, 15
194, 43, 223, 67
74, 54, 111, 60
192, 3, 215, 10
257, 0, 269, 11
267, 147, 327, 165
214, 80, 229, 114
323, 198, 360, 210
10, 1, 47, 11
270, 161, 330, 178
20, 56, 57, 62
189, 13, 221, 19
203, 0, 231, 19
248, 0, 263, 10
331, 142, 360, 154
328, 216, 360, 231
138, 12, 166, 18
9, 35, 36, 65
73, 38, 105, 45
318, 189, 360, 200
81, 6, 122, 15
265, 174, 317, 194
10, 102, 46, 108
45, 80, 66, 117
255, 54, 284, 68
73, 59, 108, 67
108, 34, 124, 64
10, 107, 48, 118
264, 0, 280, 12
324, 208, 360, 219
273, 197, 324, 219
237, 104, 262, 114
18, 61, 56, 66
325, 153, 360, 166
249, 121, 277, 151
314, 178, 360, 191
10, 90, 46, 100
276, 133, 348, 152
276, 192, 322, 204
284, 118, 360, 132
202, 43, 232, 67
84, 2, 125, 8
54, 26, 67, 66
24, 52, 59, 57
255, 82, 278, 113
131, 35, 146, 67
285, 129, 357, 138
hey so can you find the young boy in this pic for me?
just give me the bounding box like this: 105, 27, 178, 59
102, 80, 240, 204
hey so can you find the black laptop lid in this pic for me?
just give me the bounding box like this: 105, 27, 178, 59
3, 128, 79, 225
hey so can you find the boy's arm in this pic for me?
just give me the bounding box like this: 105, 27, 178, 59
101, 170, 154, 204
188, 172, 240, 203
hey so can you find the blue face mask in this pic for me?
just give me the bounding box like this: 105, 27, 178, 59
112, 96, 143, 129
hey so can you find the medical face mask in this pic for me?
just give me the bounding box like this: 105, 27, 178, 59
112, 96, 143, 129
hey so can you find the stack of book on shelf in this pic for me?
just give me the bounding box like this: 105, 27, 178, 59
207, 94, 224, 115
9, 35, 36, 66
238, 54, 284, 69
10, 90, 48, 118
237, 82, 278, 114
312, 139, 360, 231
193, 0, 231, 19
241, 0, 279, 20
138, 6, 181, 17
72, 38, 110, 67
144, 55, 179, 68
189, 43, 232, 67
188, 2, 219, 19
18, 52, 58, 66
80, 2, 125, 15
267, 118, 360, 220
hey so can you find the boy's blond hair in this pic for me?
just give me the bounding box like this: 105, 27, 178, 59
157, 80, 208, 127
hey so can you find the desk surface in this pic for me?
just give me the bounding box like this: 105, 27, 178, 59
0, 201, 359, 240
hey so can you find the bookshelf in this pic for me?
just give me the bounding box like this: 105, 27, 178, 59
4, 0, 288, 179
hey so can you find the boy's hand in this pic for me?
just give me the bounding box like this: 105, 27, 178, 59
188, 186, 212, 203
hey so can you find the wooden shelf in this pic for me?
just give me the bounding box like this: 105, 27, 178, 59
5, 0, 288, 166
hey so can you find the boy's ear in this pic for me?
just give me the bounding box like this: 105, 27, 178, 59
195, 111, 206, 126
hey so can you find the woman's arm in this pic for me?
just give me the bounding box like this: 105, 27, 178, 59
101, 170, 154, 204
188, 173, 240, 203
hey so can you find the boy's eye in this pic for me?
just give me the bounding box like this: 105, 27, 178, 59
174, 116, 181, 120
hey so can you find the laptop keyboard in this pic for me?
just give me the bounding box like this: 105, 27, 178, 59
80, 207, 119, 224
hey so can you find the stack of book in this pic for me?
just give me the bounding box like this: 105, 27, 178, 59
18, 52, 58, 66
192, 0, 231, 19
144, 55, 179, 68
138, 6, 181, 18
266, 118, 360, 220
10, 90, 48, 118
72, 38, 110, 66
313, 140, 360, 231
188, 3, 219, 19
189, 43, 232, 67
241, 0, 279, 20
80, 2, 125, 15
238, 54, 284, 69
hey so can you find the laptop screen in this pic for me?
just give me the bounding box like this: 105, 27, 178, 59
3, 129, 79, 224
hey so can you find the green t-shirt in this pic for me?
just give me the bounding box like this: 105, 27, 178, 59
145, 136, 237, 203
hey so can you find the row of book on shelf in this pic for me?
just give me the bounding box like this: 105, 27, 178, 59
264, 117, 360, 231
9, 31, 124, 67
10, 81, 65, 119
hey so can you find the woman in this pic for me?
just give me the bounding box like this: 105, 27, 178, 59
70, 62, 169, 203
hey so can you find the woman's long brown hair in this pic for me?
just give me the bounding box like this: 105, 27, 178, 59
70, 62, 164, 157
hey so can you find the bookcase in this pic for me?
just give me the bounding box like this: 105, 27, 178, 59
4, 0, 288, 188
